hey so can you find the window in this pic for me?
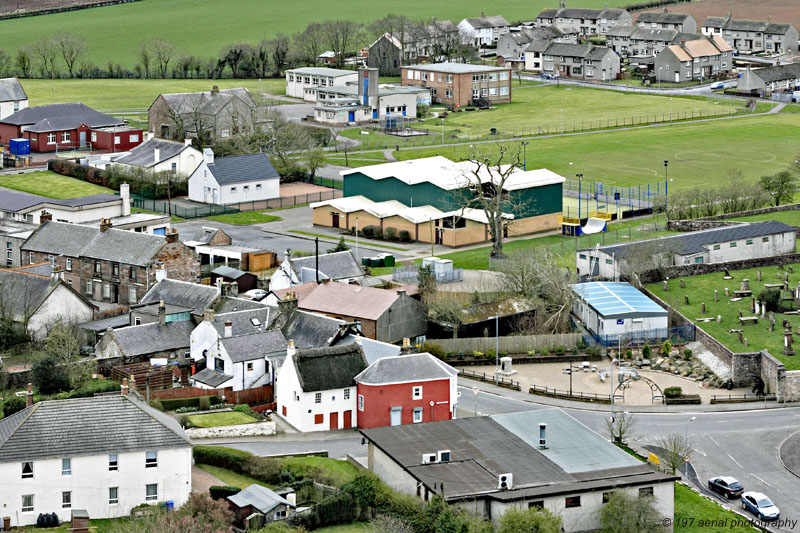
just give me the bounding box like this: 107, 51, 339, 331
256, 183, 262, 190
344, 388, 350, 400
22, 461, 33, 479
639, 486, 654, 497
413, 386, 422, 400
500, 71, 509, 80
602, 492, 612, 503
500, 86, 509, 95
109, 454, 118, 471
275, 509, 288, 519
605, 259, 613, 265
65, 257, 72, 271
22, 495, 34, 513
314, 413, 324, 424
413, 408, 423, 423
91, 131, 97, 142
13, 101, 19, 112
130, 266, 137, 280
103, 282, 111, 299
358, 394, 364, 411
86, 279, 93, 295
230, 187, 237, 193
47, 133, 56, 144
313, 392, 322, 404
112, 262, 119, 276
62, 491, 71, 509
694, 257, 703, 264
130, 133, 139, 143
489, 87, 497, 96
95, 260, 102, 273
62, 131, 71, 143
62, 458, 71, 476
114, 136, 120, 145
145, 451, 158, 468
763, 237, 770, 243
528, 501, 544, 509
579, 254, 587, 260
246, 362, 254, 371
243, 185, 249, 192
128, 286, 138, 304
746, 239, 753, 245
29, 252, 34, 264
730, 242, 737, 248
713, 244, 721, 250
145, 483, 158, 501
445, 89, 452, 98
134, 316, 141, 326
565, 496, 581, 508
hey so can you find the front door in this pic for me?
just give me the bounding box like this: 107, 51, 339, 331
331, 212, 340, 228
390, 406, 402, 426
343, 410, 352, 429
435, 228, 443, 245
79, 130, 86, 148
329, 411, 338, 430
348, 111, 355, 122
675, 72, 680, 83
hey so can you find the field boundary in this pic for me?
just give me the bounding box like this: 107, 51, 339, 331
0, 0, 141, 20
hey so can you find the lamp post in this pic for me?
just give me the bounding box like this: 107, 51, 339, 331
355, 216, 359, 260
560, 108, 564, 135
521, 141, 529, 171
664, 160, 669, 210
492, 315, 500, 384
441, 118, 444, 145
684, 416, 696, 446
658, 67, 662, 90
577, 173, 584, 220
562, 365, 580, 396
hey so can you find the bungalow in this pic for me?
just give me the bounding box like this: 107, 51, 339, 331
276, 342, 367, 432
187, 149, 280, 205
736, 64, 800, 96
269, 250, 364, 292
702, 16, 799, 54
653, 35, 733, 82
94, 318, 196, 364
113, 137, 202, 176
0, 103, 142, 153
227, 485, 296, 527
458, 14, 511, 46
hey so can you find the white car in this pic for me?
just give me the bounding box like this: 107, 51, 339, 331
741, 491, 780, 521
243, 289, 268, 301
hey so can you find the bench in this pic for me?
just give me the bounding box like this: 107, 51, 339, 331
739, 316, 758, 326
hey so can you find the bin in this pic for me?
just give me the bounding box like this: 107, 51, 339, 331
383, 255, 395, 267
166, 501, 174, 512
3, 516, 11, 531
361, 257, 370, 266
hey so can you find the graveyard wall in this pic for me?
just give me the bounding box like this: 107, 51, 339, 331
640, 253, 800, 284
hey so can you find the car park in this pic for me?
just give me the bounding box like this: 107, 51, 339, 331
741, 492, 780, 520
707, 476, 743, 498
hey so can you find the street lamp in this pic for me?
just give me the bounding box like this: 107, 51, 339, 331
658, 67, 662, 90
355, 216, 359, 260
577, 173, 584, 220
491, 315, 500, 384
521, 141, 529, 171
560, 108, 564, 135
562, 365, 581, 396
664, 160, 669, 210
684, 416, 696, 445
441, 118, 444, 145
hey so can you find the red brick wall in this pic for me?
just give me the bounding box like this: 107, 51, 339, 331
401, 67, 512, 107
0, 123, 20, 144
357, 379, 452, 428
91, 128, 143, 152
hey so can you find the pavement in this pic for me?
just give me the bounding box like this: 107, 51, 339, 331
192, 465, 226, 494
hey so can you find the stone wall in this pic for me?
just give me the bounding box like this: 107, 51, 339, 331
760, 350, 786, 397
783, 370, 800, 401
689, 203, 800, 222
666, 220, 741, 232
185, 421, 276, 439
640, 253, 800, 284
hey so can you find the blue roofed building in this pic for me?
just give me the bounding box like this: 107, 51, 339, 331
571, 281, 668, 339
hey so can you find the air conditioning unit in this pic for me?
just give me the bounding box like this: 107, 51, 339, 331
539, 423, 548, 450
422, 453, 438, 464
437, 450, 451, 463
498, 473, 513, 490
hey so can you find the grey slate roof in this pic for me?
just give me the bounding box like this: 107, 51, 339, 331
215, 297, 270, 314
464, 15, 509, 29
211, 307, 274, 337
212, 265, 248, 279
586, 220, 796, 258
525, 40, 552, 53
159, 88, 255, 118
191, 367, 233, 387
115, 138, 192, 168
637, 11, 693, 24
287, 67, 356, 77
0, 103, 122, 132
190, 227, 228, 245
405, 63, 508, 74
281, 310, 353, 349
207, 153, 280, 186
221, 330, 288, 362
13, 262, 52, 276
109, 320, 195, 357
546, 7, 628, 20
543, 42, 592, 58
293, 343, 367, 392
703, 17, 793, 34
0, 270, 57, 318
140, 279, 219, 314
0, 186, 120, 213
0, 78, 26, 101
355, 353, 457, 384
229, 484, 294, 513
632, 27, 679, 41
335, 335, 402, 365
749, 64, 800, 83
587, 46, 613, 60
703, 17, 728, 29
289, 251, 363, 282
607, 25, 636, 38
0, 394, 190, 462
77, 313, 131, 332
23, 221, 167, 266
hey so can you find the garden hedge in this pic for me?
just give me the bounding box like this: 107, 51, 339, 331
209, 485, 241, 500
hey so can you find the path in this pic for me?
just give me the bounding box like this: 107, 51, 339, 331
191, 464, 226, 494
382, 148, 397, 162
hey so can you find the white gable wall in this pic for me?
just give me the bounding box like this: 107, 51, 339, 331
28, 284, 94, 341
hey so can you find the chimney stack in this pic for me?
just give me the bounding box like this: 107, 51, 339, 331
129, 375, 137, 392
165, 227, 179, 244
39, 210, 52, 223
158, 299, 166, 325
100, 218, 112, 232
121, 378, 129, 396
120, 183, 131, 216
287, 339, 296, 358
184, 138, 192, 147
224, 321, 233, 338
26, 383, 33, 408
154, 146, 160, 163
539, 423, 548, 449
401, 337, 413, 354
278, 292, 298, 316
203, 308, 216, 322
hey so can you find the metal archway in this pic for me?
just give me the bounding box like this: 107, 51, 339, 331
614, 375, 666, 404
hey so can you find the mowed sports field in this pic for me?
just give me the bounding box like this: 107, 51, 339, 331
0, 0, 627, 69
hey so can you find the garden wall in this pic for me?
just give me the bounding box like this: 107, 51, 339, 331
640, 253, 800, 284
151, 384, 273, 405
185, 421, 276, 439
430, 333, 582, 355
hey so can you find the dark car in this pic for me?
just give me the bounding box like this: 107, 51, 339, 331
707, 476, 743, 499
742, 492, 780, 520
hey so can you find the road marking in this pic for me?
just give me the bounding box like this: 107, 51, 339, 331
707, 435, 721, 447
727, 453, 743, 469
693, 448, 706, 457
751, 474, 773, 488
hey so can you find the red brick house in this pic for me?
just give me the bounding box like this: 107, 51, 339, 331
355, 352, 458, 428
0, 102, 142, 153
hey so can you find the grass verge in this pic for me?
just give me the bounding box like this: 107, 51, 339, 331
196, 464, 271, 489
674, 483, 755, 532
187, 412, 258, 428
205, 211, 282, 225
0, 170, 115, 199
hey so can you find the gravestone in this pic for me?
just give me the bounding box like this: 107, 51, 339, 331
784, 331, 795, 356
758, 270, 762, 281
680, 279, 685, 289
741, 279, 750, 291
786, 272, 790, 283
663, 280, 669, 292
723, 269, 733, 280
701, 302, 706, 314
790, 266, 794, 274
761, 302, 766, 318
717, 314, 722, 323
714, 290, 718, 302
785, 281, 790, 291
738, 308, 743, 318
755, 301, 760, 316
780, 264, 785, 271
770, 318, 775, 332
751, 297, 756, 313
738, 331, 744, 344
725, 287, 730, 297
684, 295, 690, 305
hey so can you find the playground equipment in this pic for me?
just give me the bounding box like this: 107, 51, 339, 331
557, 211, 610, 236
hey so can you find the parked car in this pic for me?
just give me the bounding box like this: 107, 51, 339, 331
707, 476, 743, 498
542, 73, 555, 80
710, 81, 725, 90
243, 289, 268, 301
741, 492, 780, 520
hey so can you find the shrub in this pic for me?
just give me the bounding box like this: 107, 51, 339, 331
554, 345, 565, 355
209, 485, 240, 500
684, 348, 693, 360
485, 349, 496, 360
361, 225, 380, 239
159, 396, 220, 411
2, 397, 26, 417
33, 357, 70, 395
576, 339, 587, 350
625, 349, 633, 359
539, 346, 550, 355
179, 415, 193, 429
473, 351, 484, 358
279, 469, 296, 484
758, 288, 781, 312
423, 342, 446, 360
149, 400, 163, 411
198, 396, 211, 411
399, 229, 411, 242
193, 446, 253, 471
384, 227, 398, 241
241, 457, 282, 485
175, 406, 198, 414
587, 346, 601, 357
642, 344, 651, 358
233, 404, 252, 414
660, 340, 672, 357
664, 386, 683, 398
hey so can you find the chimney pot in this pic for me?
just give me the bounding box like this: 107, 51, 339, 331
165, 227, 179, 244
121, 378, 129, 396
129, 376, 137, 391
203, 309, 216, 322
158, 300, 166, 325
184, 138, 192, 146
287, 339, 297, 358
224, 321, 233, 337
100, 218, 112, 232
539, 423, 547, 449
26, 383, 33, 407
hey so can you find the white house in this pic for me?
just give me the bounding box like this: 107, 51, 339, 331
458, 15, 511, 46
285, 67, 359, 99
0, 269, 96, 341
0, 78, 27, 120
571, 282, 668, 339
188, 149, 280, 205
113, 137, 202, 176
269, 250, 365, 292
0, 386, 192, 527
189, 308, 286, 391
276, 343, 367, 432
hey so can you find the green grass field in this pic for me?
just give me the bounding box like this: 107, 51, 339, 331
187, 411, 258, 428
0, 0, 626, 69
674, 483, 753, 533
390, 114, 800, 192
648, 263, 800, 371
727, 210, 800, 225
205, 212, 282, 225
0, 170, 114, 198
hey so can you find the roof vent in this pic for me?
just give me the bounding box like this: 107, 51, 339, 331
498, 473, 513, 490
539, 423, 548, 449
421, 453, 438, 464
437, 450, 451, 463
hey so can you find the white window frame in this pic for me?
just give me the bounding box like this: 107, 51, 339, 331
358, 394, 364, 411
413, 407, 423, 423
315, 392, 322, 404
344, 388, 350, 400
22, 461, 33, 479
62, 458, 71, 476
145, 451, 158, 468
109, 487, 119, 505
413, 386, 423, 400
47, 133, 56, 145
146, 483, 158, 501
109, 454, 118, 471
91, 131, 97, 142
62, 491, 72, 509
22, 494, 34, 513
61, 131, 71, 143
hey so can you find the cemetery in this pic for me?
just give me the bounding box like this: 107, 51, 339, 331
647, 263, 800, 371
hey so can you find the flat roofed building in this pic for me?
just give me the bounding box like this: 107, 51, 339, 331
285, 67, 359, 99
571, 281, 668, 337
401, 63, 512, 107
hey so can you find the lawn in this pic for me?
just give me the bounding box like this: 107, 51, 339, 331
197, 456, 359, 488
205, 211, 282, 225
674, 483, 753, 533
197, 464, 271, 489
727, 210, 800, 225
187, 411, 258, 428
647, 263, 800, 371
0, 0, 626, 69
0, 170, 115, 199
392, 114, 800, 192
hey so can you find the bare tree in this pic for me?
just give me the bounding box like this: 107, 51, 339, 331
760, 170, 798, 206
599, 491, 664, 533
0, 48, 11, 77
294, 22, 325, 66
220, 43, 251, 79
150, 38, 176, 78
303, 146, 325, 179
137, 41, 151, 78
657, 433, 692, 475
53, 33, 87, 78
32, 37, 58, 78
15, 47, 31, 77
426, 292, 466, 339
606, 411, 637, 444
619, 238, 682, 286
270, 34, 290, 76
321, 20, 362, 69
368, 14, 412, 74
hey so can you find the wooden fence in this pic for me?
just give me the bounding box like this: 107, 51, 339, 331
151, 384, 273, 405
430, 333, 582, 355
111, 362, 176, 390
